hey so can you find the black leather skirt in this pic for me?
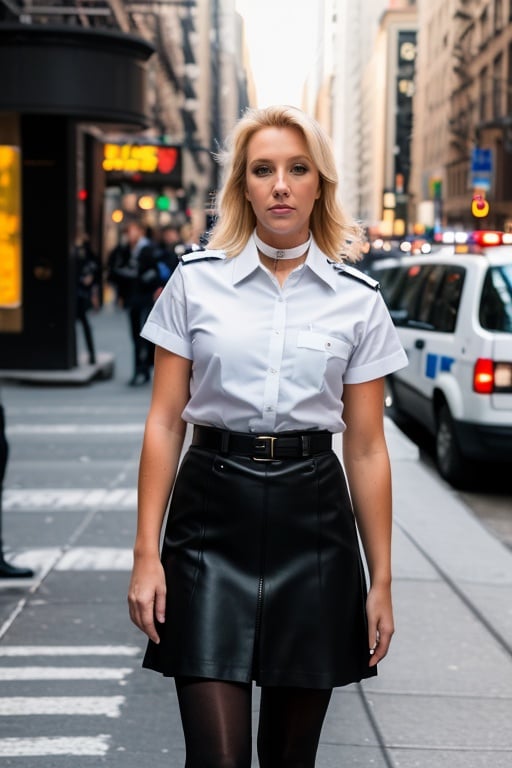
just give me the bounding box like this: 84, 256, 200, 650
142, 442, 377, 689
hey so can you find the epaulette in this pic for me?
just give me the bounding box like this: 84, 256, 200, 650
180, 248, 226, 265
328, 261, 380, 291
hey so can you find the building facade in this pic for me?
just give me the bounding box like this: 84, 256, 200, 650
410, 0, 512, 234
329, 0, 417, 235
0, 0, 249, 371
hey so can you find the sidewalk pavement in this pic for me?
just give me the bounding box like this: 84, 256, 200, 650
329, 421, 512, 767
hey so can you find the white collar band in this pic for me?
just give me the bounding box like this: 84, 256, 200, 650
253, 230, 312, 260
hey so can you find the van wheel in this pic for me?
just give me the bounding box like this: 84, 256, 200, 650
435, 404, 467, 487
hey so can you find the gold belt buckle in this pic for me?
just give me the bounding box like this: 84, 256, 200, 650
253, 435, 277, 461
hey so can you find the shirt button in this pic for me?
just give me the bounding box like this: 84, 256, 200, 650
269, 368, 278, 374
264, 406, 274, 412
325, 341, 332, 349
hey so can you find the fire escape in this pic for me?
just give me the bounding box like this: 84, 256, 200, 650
0, 1, 207, 164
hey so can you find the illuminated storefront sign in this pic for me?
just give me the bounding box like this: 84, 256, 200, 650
0, 146, 22, 309
102, 143, 182, 186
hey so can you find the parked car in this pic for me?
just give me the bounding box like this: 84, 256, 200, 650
366, 240, 512, 487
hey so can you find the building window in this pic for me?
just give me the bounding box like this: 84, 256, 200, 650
495, 0, 503, 32
493, 53, 503, 118
508, 44, 512, 114
479, 7, 490, 48
479, 66, 488, 122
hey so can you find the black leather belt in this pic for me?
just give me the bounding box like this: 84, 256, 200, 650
192, 425, 332, 461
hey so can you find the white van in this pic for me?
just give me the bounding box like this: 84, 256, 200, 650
367, 241, 512, 487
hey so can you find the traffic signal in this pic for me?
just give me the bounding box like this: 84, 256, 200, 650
471, 194, 489, 218
156, 194, 170, 211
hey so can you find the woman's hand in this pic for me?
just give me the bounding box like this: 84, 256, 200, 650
366, 582, 394, 667
127, 553, 166, 644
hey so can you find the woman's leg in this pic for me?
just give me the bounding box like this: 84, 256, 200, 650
257, 686, 332, 768
175, 677, 253, 768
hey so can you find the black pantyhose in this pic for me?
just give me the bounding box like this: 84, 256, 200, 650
257, 686, 332, 768
174, 677, 332, 768
175, 678, 252, 768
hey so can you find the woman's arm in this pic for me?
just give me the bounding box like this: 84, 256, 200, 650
127, 346, 192, 643
341, 377, 394, 667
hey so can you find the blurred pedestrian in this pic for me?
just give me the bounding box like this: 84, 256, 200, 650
0, 392, 34, 579
107, 218, 160, 386
74, 234, 99, 366
174, 220, 200, 259
128, 105, 408, 767
152, 224, 182, 299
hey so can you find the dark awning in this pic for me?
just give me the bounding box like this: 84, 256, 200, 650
0, 24, 155, 127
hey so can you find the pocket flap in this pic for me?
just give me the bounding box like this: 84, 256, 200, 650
297, 331, 350, 358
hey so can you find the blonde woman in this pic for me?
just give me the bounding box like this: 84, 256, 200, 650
128, 105, 407, 767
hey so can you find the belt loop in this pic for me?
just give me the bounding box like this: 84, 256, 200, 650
220, 429, 230, 455
301, 435, 311, 457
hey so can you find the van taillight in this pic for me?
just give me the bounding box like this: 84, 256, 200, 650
474, 359, 512, 393
473, 358, 494, 393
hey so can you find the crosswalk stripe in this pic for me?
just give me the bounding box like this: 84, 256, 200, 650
7, 424, 144, 435
0, 645, 140, 657
0, 735, 110, 757
4, 547, 133, 572
0, 667, 133, 681
0, 696, 125, 717
3, 488, 137, 511
57, 547, 133, 570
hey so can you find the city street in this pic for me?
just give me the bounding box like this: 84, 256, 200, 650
0, 304, 511, 767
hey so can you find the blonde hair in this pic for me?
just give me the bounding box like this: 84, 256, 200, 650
207, 105, 364, 262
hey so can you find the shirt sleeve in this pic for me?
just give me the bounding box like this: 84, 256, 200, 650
343, 290, 408, 384
140, 267, 193, 359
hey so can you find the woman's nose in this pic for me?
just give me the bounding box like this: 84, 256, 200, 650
273, 174, 290, 196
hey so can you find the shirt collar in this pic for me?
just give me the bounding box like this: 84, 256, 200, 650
304, 240, 339, 291
231, 237, 266, 284
230, 235, 339, 290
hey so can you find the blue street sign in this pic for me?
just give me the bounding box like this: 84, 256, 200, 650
470, 148, 493, 191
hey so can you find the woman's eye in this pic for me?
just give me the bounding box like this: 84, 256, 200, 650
253, 165, 271, 176
291, 164, 308, 175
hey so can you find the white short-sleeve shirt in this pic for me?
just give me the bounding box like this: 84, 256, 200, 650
141, 237, 408, 434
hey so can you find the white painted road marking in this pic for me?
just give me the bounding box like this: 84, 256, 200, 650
3, 488, 137, 510
0, 645, 140, 657
0, 547, 134, 574
57, 547, 133, 570
0, 696, 125, 717
0, 735, 111, 757
55, 547, 133, 571
3, 547, 134, 572
0, 667, 133, 681
7, 423, 144, 435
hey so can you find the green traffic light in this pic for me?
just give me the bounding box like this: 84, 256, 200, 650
156, 194, 170, 211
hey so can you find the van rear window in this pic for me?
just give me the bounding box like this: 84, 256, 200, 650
480, 265, 512, 332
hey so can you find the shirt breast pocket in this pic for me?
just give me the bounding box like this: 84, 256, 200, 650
294, 331, 351, 391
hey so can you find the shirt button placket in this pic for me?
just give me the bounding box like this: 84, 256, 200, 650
261, 297, 286, 430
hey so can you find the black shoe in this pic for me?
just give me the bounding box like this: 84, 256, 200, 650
0, 560, 34, 579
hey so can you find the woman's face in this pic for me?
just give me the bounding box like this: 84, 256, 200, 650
245, 126, 321, 245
